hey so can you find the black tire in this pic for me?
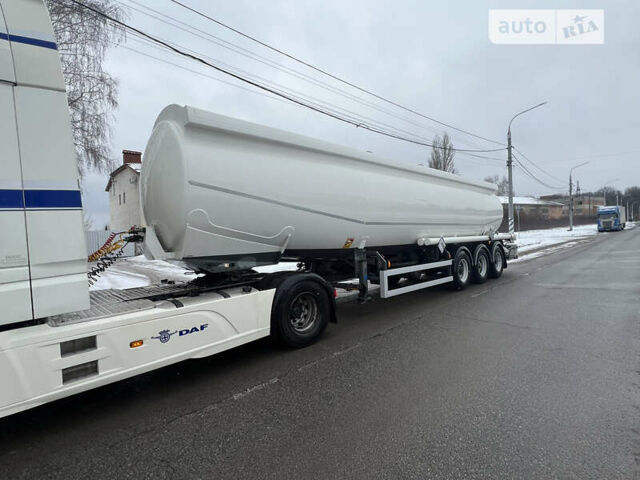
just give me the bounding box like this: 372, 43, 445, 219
488, 244, 505, 279
472, 247, 490, 284
272, 280, 330, 348
451, 250, 472, 290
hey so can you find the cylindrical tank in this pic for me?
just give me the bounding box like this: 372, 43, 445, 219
141, 105, 503, 272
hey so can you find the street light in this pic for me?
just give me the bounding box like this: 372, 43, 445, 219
507, 102, 547, 234
569, 161, 589, 231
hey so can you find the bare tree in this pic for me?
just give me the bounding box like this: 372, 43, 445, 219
483, 174, 510, 196
46, 0, 127, 177
428, 132, 457, 174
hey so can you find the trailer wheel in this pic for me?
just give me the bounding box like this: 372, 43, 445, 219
472, 247, 490, 284
489, 244, 505, 279
451, 250, 471, 290
272, 280, 330, 348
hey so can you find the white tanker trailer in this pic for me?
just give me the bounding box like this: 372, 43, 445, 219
141, 105, 509, 277
0, 0, 517, 418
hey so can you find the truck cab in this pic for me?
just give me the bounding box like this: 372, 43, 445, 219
597, 205, 626, 232
0, 0, 89, 326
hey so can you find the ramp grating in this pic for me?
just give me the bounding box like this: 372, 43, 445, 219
47, 283, 192, 326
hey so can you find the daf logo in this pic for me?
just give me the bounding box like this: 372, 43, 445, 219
151, 329, 177, 344
151, 324, 209, 344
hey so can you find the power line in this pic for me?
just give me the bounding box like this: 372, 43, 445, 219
120, 0, 496, 152
455, 151, 505, 164
120, 0, 448, 143
66, 0, 507, 154
123, 35, 470, 149
123, 37, 503, 160
513, 146, 564, 183
513, 157, 565, 190
120, 45, 290, 105
168, 0, 506, 147
512, 154, 564, 190
123, 42, 508, 169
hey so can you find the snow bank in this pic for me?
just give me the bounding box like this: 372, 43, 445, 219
515, 223, 598, 255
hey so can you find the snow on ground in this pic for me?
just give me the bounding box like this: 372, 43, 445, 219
512, 222, 635, 262
515, 223, 598, 255
91, 223, 631, 290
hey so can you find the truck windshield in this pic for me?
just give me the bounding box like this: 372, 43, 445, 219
599, 213, 616, 220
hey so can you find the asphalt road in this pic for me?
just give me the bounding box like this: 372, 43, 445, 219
2, 228, 639, 479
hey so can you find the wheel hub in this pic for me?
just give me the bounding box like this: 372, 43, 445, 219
289, 293, 318, 333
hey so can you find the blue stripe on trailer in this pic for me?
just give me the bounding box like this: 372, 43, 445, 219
0, 32, 58, 50
0, 190, 82, 209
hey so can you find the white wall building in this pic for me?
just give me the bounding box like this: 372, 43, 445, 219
105, 150, 143, 232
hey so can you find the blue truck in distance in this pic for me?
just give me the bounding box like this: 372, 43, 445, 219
597, 205, 626, 232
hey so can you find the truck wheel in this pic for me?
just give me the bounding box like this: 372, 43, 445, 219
272, 280, 330, 348
451, 250, 471, 290
472, 248, 490, 284
489, 244, 505, 279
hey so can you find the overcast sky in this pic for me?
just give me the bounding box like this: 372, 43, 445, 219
82, 0, 640, 229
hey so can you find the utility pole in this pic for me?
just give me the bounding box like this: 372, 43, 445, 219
569, 174, 574, 231
507, 130, 514, 233
569, 162, 589, 231
507, 102, 547, 234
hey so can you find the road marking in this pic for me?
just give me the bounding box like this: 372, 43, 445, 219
471, 289, 491, 298
232, 377, 280, 401
298, 342, 363, 372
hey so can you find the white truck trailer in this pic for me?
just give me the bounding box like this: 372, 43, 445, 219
0, 0, 515, 418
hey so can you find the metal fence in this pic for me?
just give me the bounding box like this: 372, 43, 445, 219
85, 230, 136, 257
